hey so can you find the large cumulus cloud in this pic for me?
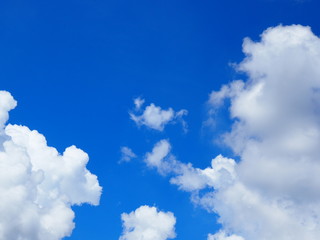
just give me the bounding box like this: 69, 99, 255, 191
0, 91, 102, 240
205, 24, 320, 239
145, 25, 320, 240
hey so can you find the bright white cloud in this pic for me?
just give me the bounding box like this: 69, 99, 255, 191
120, 146, 137, 162
130, 99, 188, 131
144, 25, 320, 240
144, 139, 171, 174
0, 91, 17, 131
119, 205, 176, 240
204, 24, 320, 240
145, 140, 237, 192
0, 91, 102, 240
170, 154, 237, 192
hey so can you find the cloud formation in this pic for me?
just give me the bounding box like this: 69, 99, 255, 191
204, 24, 320, 240
120, 146, 137, 162
0, 91, 102, 240
144, 139, 171, 173
205, 24, 320, 240
119, 205, 176, 240
144, 140, 236, 192
144, 25, 320, 240
130, 98, 188, 131
207, 232, 244, 240
133, 97, 145, 110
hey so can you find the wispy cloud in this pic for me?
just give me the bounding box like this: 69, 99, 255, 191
120, 146, 137, 163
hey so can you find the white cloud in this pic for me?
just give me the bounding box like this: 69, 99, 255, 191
134, 97, 145, 110
204, 24, 320, 240
0, 91, 102, 240
120, 146, 137, 162
130, 99, 188, 131
145, 140, 208, 191
144, 139, 171, 173
207, 231, 245, 240
145, 140, 236, 192
0, 91, 17, 131
119, 205, 176, 240
170, 154, 237, 192
145, 25, 320, 240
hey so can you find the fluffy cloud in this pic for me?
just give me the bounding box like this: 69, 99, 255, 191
144, 139, 171, 173
145, 139, 236, 192
130, 99, 188, 131
120, 146, 137, 162
0, 91, 17, 131
204, 24, 320, 240
0, 91, 102, 240
119, 205, 176, 240
205, 24, 320, 240
145, 25, 320, 240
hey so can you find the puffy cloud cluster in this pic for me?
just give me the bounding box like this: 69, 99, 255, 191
119, 205, 176, 240
145, 25, 320, 240
204, 25, 320, 240
145, 140, 236, 192
130, 98, 188, 131
0, 91, 102, 240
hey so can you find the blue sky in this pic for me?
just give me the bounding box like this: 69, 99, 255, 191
2, 0, 320, 240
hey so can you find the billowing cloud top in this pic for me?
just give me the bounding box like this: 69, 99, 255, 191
0, 91, 17, 130
205, 24, 320, 240
119, 205, 176, 240
142, 25, 320, 240
0, 91, 102, 240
